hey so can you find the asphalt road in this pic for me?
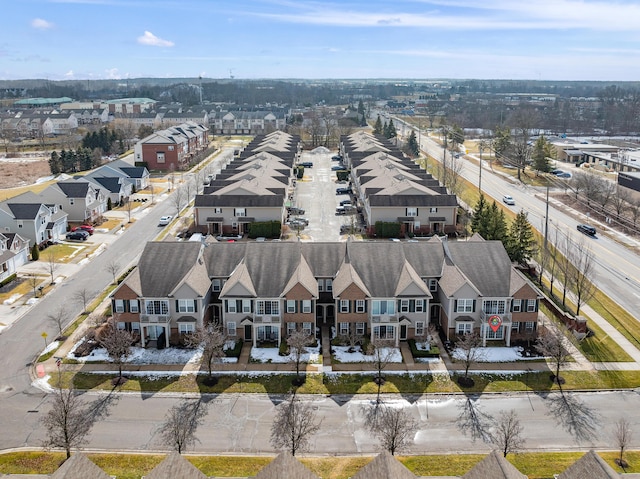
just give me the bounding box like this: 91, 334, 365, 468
408, 123, 640, 323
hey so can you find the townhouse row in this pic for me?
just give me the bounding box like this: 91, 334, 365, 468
110, 236, 541, 349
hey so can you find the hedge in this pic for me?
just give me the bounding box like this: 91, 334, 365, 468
224, 340, 243, 358
408, 338, 440, 358
248, 221, 282, 238
374, 221, 401, 238
0, 273, 17, 288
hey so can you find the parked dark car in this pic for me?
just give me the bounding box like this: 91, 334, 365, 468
66, 230, 89, 241
336, 187, 353, 195
332, 165, 347, 171
331, 155, 342, 161
577, 224, 596, 236
71, 224, 94, 235
340, 199, 353, 206
300, 161, 313, 168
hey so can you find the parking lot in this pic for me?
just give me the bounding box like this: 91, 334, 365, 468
291, 149, 363, 241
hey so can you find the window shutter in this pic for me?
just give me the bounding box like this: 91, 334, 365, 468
237, 300, 242, 312
410, 300, 415, 313
194, 300, 198, 313
295, 301, 299, 313
472, 300, 476, 313
125, 300, 129, 313
175, 300, 179, 312
534, 300, 539, 312
225, 300, 228, 313
454, 300, 458, 312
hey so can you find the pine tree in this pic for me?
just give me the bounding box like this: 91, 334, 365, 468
506, 210, 537, 265
357, 100, 365, 115
471, 194, 489, 237
373, 115, 383, 134
31, 243, 40, 261
406, 130, 419, 157
48, 151, 61, 175
386, 119, 397, 139
486, 202, 508, 240
532, 135, 553, 174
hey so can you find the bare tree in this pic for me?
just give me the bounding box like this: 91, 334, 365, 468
172, 185, 186, 216
491, 409, 525, 457
456, 396, 494, 443
612, 185, 632, 218
286, 327, 313, 383
535, 325, 573, 385
124, 197, 133, 223
106, 260, 120, 285
185, 325, 227, 385
42, 374, 116, 458
149, 183, 156, 204
44, 249, 58, 285
546, 391, 600, 443
365, 403, 418, 455
569, 239, 596, 316
367, 338, 396, 403
47, 306, 68, 339
27, 273, 40, 298
613, 418, 633, 470
158, 399, 209, 454
270, 394, 321, 456
73, 287, 93, 314
455, 332, 486, 386
98, 318, 134, 384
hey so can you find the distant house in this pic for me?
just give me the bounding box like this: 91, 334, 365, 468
0, 232, 30, 282
0, 191, 68, 247
133, 122, 209, 171
39, 179, 107, 223
106, 159, 151, 190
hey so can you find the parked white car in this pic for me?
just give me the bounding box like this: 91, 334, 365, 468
158, 215, 172, 226
502, 195, 515, 205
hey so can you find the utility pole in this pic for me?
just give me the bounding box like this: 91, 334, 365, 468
478, 140, 486, 192
544, 183, 550, 249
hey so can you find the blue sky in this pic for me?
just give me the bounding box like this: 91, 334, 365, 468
3, 0, 640, 81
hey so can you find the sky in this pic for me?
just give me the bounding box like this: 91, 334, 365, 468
2, 0, 640, 81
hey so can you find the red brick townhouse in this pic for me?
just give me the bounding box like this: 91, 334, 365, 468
111, 236, 541, 349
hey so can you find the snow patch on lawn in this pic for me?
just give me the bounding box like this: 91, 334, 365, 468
250, 346, 320, 363
451, 346, 538, 362
333, 346, 402, 363
68, 345, 204, 364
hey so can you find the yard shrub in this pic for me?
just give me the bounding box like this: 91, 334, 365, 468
0, 273, 17, 287
374, 221, 401, 238
224, 340, 243, 358
248, 221, 281, 238
408, 338, 440, 358
31, 244, 39, 261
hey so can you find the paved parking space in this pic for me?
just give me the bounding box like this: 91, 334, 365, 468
293, 150, 360, 241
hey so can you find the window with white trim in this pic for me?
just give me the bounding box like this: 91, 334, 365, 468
227, 321, 237, 336
227, 300, 237, 313
512, 322, 520, 332
156, 152, 165, 164
129, 300, 139, 313
303, 322, 312, 335
372, 300, 395, 315
429, 207, 438, 213
355, 300, 365, 313
399, 299, 410, 313
525, 321, 535, 332
406, 207, 418, 217
415, 299, 424, 313
339, 322, 349, 335
131, 322, 140, 331
145, 300, 168, 315
234, 208, 246, 217
415, 321, 425, 336
356, 322, 365, 335
302, 300, 312, 313
325, 279, 333, 292
242, 299, 252, 313
179, 323, 195, 334
287, 322, 296, 335
456, 322, 473, 335
114, 299, 125, 313
482, 324, 504, 340
456, 299, 474, 313
286, 300, 296, 313
177, 299, 195, 313
428, 278, 438, 292
257, 300, 279, 315
318, 279, 324, 292
214, 207, 222, 214
512, 299, 522, 312
527, 299, 537, 312
483, 300, 506, 314
339, 299, 350, 313
212, 279, 221, 292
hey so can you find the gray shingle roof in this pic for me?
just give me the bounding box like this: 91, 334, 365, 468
6, 203, 43, 220
462, 450, 527, 479
352, 451, 417, 479
254, 452, 320, 479
56, 180, 90, 198
194, 194, 284, 208
557, 450, 620, 479
50, 453, 111, 479
144, 452, 207, 479
137, 242, 204, 298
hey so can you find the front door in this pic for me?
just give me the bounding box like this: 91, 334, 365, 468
400, 324, 407, 340
244, 324, 252, 341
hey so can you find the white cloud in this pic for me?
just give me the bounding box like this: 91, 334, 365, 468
31, 18, 54, 29
64, 70, 74, 78
137, 31, 174, 47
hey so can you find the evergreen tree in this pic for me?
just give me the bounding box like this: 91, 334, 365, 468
493, 125, 511, 159
471, 194, 490, 237
360, 114, 367, 127
506, 210, 537, 265
373, 115, 383, 135
79, 148, 93, 171
486, 202, 508, 240
382, 120, 388, 137
31, 243, 39, 261
48, 151, 61, 175
532, 135, 553, 174
406, 130, 419, 157
357, 100, 365, 115
386, 119, 397, 139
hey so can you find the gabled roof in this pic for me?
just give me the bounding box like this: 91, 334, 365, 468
352, 451, 416, 479
220, 260, 257, 297
55, 180, 91, 198
254, 452, 320, 479
89, 176, 124, 194
136, 242, 204, 298
282, 254, 318, 298
144, 452, 207, 479
50, 453, 111, 479
332, 257, 371, 297
395, 261, 431, 297
557, 450, 620, 479
5, 202, 45, 220
462, 450, 527, 479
